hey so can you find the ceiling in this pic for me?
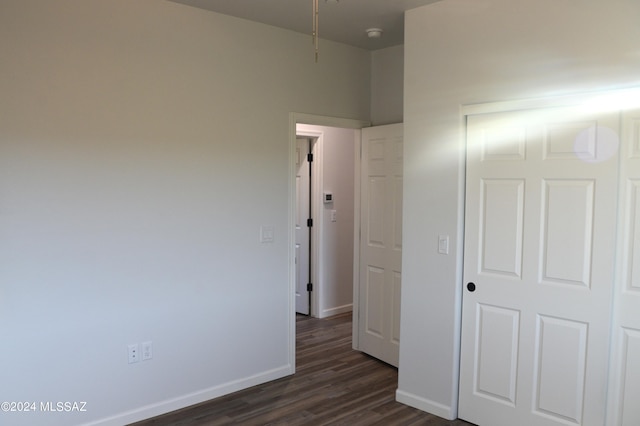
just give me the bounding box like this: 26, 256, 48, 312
170, 0, 441, 50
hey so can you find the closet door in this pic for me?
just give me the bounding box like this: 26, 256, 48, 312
608, 109, 640, 426
459, 107, 619, 426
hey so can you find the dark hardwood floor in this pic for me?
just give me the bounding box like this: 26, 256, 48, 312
130, 313, 473, 426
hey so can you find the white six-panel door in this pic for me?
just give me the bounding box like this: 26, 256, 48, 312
459, 107, 619, 426
358, 123, 403, 367
607, 109, 640, 426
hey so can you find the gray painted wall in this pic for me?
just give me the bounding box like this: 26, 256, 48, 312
371, 45, 404, 125
0, 1, 370, 425
399, 0, 640, 419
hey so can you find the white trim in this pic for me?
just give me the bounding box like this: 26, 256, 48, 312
84, 365, 292, 426
352, 129, 362, 350
448, 107, 468, 420
287, 113, 298, 371
321, 303, 353, 318
395, 389, 456, 420
311, 135, 323, 318
461, 86, 640, 117
292, 113, 369, 130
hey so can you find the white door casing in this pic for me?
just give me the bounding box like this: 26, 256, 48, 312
358, 123, 403, 367
295, 137, 311, 315
459, 107, 619, 425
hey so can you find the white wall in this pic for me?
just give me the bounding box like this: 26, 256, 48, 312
398, 0, 640, 419
371, 45, 404, 125
0, 1, 370, 425
297, 124, 356, 318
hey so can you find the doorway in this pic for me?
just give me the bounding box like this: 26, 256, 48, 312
295, 136, 313, 316
287, 113, 367, 371
289, 114, 406, 373
295, 123, 358, 319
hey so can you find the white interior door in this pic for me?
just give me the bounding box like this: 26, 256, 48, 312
358, 123, 403, 367
459, 107, 619, 426
607, 108, 640, 426
295, 137, 311, 315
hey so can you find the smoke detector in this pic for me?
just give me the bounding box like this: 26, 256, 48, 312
366, 28, 383, 39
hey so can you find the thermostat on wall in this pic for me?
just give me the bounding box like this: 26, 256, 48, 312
323, 191, 333, 204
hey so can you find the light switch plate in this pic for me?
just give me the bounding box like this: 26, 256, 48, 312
438, 235, 449, 255
260, 226, 275, 243
142, 341, 153, 361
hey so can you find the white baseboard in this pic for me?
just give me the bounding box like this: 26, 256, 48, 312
395, 388, 456, 421
83, 365, 293, 426
318, 304, 352, 319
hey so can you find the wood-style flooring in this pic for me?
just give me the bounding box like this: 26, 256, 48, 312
130, 313, 473, 426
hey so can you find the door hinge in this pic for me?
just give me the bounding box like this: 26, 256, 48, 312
307, 218, 313, 227
307, 283, 313, 292
307, 153, 313, 162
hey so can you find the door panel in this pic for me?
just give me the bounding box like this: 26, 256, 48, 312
608, 109, 640, 425
392, 271, 401, 345
475, 304, 520, 405
616, 329, 640, 426
541, 180, 594, 286
365, 266, 385, 337
368, 177, 386, 246
533, 315, 588, 424
358, 123, 403, 367
629, 182, 640, 291
295, 137, 310, 315
480, 179, 524, 277
460, 107, 619, 426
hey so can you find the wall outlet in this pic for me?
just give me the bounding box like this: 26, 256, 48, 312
128, 343, 139, 364
142, 341, 153, 361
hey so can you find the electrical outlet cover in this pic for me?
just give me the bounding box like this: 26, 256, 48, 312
142, 341, 153, 361
128, 344, 139, 364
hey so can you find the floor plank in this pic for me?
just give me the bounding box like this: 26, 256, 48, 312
130, 313, 473, 425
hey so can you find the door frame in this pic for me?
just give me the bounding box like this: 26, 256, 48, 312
288, 113, 369, 371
